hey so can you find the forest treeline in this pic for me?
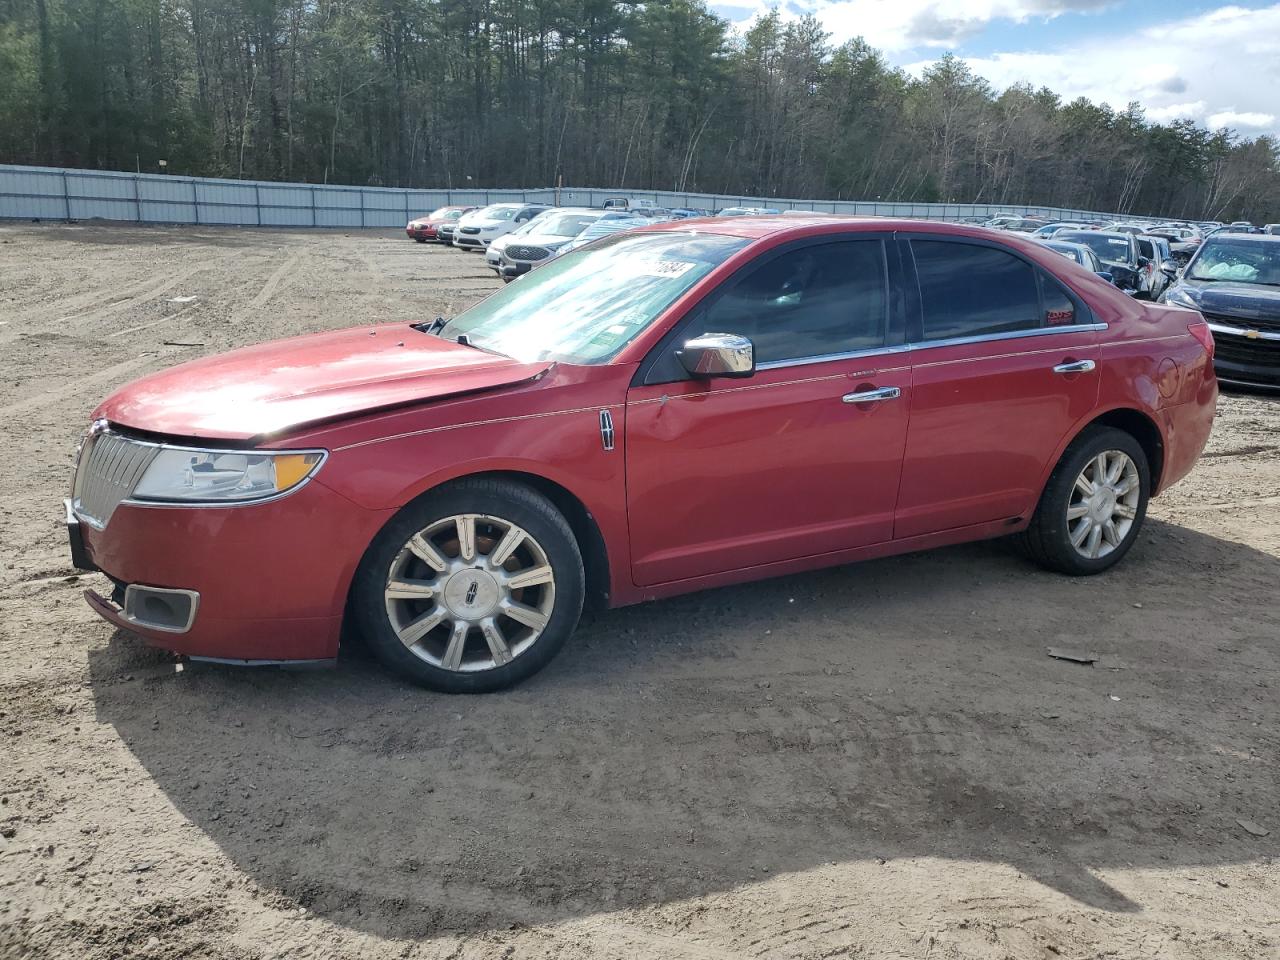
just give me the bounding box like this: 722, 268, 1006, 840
1, 0, 1278, 220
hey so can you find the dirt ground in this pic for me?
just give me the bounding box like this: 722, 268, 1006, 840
0, 222, 1277, 960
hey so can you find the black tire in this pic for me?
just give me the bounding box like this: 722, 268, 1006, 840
414, 237, 427, 243
351, 478, 585, 693
1021, 426, 1150, 576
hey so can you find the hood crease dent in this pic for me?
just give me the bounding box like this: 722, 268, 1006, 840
94, 323, 552, 442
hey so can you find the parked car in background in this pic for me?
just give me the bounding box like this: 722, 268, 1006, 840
1039, 239, 1114, 282
548, 217, 650, 259
1136, 235, 1178, 300
453, 203, 551, 250
1161, 233, 1280, 388
717, 206, 782, 216
668, 208, 711, 219
1263, 224, 1280, 236
1143, 226, 1202, 264
406, 205, 476, 243
1054, 230, 1151, 297
67, 216, 1216, 693
984, 216, 1047, 233
484, 214, 550, 274
436, 221, 461, 245
495, 208, 609, 280
1032, 221, 1100, 239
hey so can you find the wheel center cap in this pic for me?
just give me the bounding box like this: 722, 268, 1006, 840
443, 569, 500, 620
1091, 489, 1117, 521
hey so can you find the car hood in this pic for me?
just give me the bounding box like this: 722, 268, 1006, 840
512, 232, 575, 248
1176, 281, 1280, 319
95, 324, 552, 442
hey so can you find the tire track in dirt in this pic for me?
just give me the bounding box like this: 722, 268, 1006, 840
0, 353, 161, 418
233, 249, 303, 322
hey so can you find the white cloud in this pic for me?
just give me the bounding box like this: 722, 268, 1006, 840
1207, 110, 1277, 129
724, 0, 1117, 52
722, 1, 1280, 137
908, 5, 1280, 137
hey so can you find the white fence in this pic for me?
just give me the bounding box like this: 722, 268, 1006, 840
0, 163, 1157, 227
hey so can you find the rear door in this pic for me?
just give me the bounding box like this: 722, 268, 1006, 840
624, 235, 911, 586
894, 235, 1102, 539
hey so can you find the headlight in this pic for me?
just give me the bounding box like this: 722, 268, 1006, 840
1162, 287, 1199, 309
132, 448, 326, 503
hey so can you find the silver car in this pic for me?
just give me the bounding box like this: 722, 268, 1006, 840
496, 208, 610, 281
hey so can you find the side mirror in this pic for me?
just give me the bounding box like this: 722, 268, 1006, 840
1160, 259, 1179, 277
1096, 271, 1115, 285
678, 333, 754, 379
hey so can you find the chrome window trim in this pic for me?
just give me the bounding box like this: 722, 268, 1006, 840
751, 323, 1106, 372
1208, 321, 1280, 343
908, 322, 1108, 351
71, 427, 329, 523
756, 343, 910, 371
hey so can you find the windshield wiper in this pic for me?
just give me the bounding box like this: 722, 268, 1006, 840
411, 316, 451, 336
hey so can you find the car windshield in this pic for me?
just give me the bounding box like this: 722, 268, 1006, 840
480, 206, 520, 221
429, 207, 460, 219
1187, 238, 1280, 285
1058, 232, 1134, 265
1046, 243, 1084, 264
531, 212, 600, 237
442, 231, 748, 364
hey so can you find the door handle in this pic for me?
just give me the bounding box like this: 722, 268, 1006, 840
1052, 359, 1096, 375
842, 386, 901, 404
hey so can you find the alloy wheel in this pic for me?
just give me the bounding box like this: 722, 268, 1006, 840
384, 514, 556, 672
1066, 450, 1141, 560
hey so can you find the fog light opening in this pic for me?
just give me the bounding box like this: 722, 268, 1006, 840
123, 585, 199, 634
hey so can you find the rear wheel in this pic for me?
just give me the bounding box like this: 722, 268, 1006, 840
1022, 426, 1150, 575
351, 479, 584, 692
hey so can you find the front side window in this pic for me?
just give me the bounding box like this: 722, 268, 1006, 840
691, 240, 888, 364
911, 240, 1041, 341
441, 231, 748, 364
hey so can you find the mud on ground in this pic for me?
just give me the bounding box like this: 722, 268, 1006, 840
0, 223, 1277, 960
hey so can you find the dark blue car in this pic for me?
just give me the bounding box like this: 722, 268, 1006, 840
1160, 233, 1280, 389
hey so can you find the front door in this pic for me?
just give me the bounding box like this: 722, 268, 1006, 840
894, 235, 1102, 539
625, 237, 911, 587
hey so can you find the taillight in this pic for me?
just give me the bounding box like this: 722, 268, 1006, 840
1188, 320, 1214, 358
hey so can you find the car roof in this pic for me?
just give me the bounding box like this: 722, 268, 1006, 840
652, 215, 1094, 242
1201, 231, 1280, 242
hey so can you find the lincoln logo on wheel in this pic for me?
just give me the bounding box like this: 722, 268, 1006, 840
464, 581, 479, 605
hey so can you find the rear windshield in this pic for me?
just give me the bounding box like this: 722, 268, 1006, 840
1057, 233, 1134, 265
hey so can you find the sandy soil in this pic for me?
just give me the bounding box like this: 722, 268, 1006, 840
0, 222, 1277, 960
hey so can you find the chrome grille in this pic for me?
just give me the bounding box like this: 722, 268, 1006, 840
73, 431, 158, 529
459, 226, 481, 235
1203, 311, 1280, 333
506, 244, 550, 262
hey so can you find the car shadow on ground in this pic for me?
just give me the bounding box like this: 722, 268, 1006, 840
88, 518, 1279, 939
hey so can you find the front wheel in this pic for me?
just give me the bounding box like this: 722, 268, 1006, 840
351, 479, 585, 693
1021, 426, 1150, 575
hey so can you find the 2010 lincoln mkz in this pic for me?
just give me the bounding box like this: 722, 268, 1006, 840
67, 217, 1217, 692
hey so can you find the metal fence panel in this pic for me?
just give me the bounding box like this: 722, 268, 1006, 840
0, 163, 1171, 229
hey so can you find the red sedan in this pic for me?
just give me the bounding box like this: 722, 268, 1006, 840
406, 205, 475, 242
68, 217, 1217, 692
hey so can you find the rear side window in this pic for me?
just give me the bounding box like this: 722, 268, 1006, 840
911, 240, 1041, 341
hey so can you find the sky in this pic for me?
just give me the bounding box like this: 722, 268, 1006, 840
710, 0, 1280, 138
